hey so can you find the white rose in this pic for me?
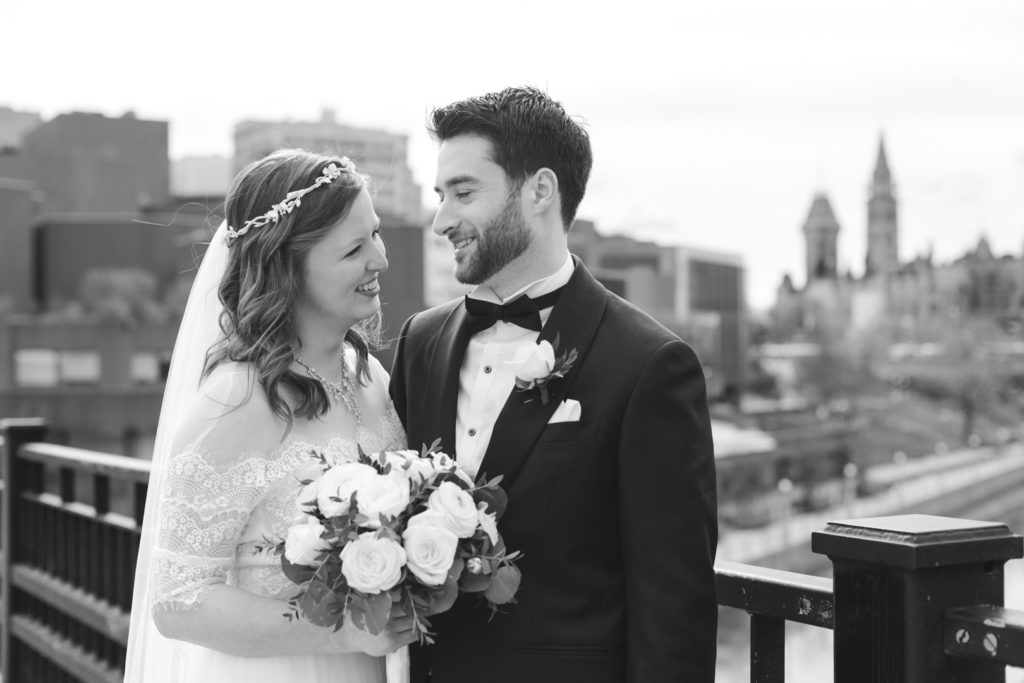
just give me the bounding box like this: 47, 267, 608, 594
427, 481, 480, 538
284, 518, 330, 566
317, 462, 377, 517
356, 473, 411, 528
403, 514, 459, 586
513, 340, 555, 383
339, 533, 407, 594
430, 451, 455, 471
404, 454, 440, 484
381, 450, 414, 474
407, 509, 448, 529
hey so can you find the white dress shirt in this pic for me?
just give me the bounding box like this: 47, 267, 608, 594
455, 254, 575, 480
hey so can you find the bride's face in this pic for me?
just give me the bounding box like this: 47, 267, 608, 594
295, 188, 388, 333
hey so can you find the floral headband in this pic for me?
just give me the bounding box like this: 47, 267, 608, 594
224, 157, 355, 245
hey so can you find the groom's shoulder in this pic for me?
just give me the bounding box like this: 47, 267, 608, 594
403, 297, 462, 335
598, 295, 706, 374
601, 287, 681, 346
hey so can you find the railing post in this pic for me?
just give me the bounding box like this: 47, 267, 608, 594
0, 418, 48, 683
812, 514, 1023, 683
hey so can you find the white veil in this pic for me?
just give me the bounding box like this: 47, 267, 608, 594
123, 221, 229, 682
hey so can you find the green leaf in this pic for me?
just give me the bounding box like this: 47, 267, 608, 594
298, 580, 345, 628
409, 586, 435, 613
484, 565, 521, 605
281, 555, 317, 584
431, 557, 464, 615
459, 571, 490, 593
422, 438, 442, 457
349, 591, 392, 635
472, 485, 508, 520
434, 470, 472, 491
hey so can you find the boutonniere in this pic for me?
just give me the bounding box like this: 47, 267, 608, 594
512, 334, 578, 406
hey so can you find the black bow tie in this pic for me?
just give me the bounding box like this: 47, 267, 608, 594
464, 287, 564, 334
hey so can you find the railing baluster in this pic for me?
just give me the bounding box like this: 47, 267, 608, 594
750, 613, 785, 683
59, 467, 74, 504
93, 474, 109, 517
133, 481, 147, 528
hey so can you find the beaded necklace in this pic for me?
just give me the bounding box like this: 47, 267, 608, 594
295, 353, 361, 427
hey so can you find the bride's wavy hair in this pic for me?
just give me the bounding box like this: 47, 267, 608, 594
205, 148, 380, 428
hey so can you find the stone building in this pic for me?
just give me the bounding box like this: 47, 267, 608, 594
772, 135, 1024, 341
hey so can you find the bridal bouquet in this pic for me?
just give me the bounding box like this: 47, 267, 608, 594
271, 441, 521, 654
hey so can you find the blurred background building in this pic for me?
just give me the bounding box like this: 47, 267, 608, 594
0, 105, 42, 150
570, 220, 746, 400
233, 108, 424, 223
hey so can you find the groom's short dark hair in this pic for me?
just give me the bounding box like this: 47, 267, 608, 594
428, 86, 593, 229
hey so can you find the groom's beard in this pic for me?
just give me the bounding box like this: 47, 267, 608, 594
456, 193, 532, 285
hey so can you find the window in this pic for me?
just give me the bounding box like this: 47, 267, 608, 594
14, 349, 60, 387
60, 351, 101, 384
130, 352, 161, 383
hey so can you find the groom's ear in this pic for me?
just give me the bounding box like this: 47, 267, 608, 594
526, 167, 559, 216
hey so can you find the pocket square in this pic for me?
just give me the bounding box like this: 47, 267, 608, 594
548, 398, 582, 424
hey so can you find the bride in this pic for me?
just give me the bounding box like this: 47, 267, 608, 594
124, 150, 415, 682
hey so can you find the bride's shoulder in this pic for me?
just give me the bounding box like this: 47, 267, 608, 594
198, 361, 268, 412
349, 350, 393, 416
171, 362, 280, 457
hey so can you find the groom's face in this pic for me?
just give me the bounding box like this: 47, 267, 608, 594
433, 134, 532, 286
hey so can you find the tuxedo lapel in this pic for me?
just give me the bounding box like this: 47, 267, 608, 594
426, 302, 472, 456
478, 258, 607, 490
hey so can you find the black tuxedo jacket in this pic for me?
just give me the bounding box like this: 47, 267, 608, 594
389, 259, 717, 683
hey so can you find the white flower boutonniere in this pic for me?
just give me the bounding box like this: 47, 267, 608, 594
512, 334, 578, 406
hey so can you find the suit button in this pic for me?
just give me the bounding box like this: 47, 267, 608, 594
484, 365, 493, 374
468, 428, 477, 436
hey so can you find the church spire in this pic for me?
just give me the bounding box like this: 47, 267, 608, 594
866, 132, 899, 277
873, 134, 891, 186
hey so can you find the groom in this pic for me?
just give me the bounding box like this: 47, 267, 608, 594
390, 86, 718, 683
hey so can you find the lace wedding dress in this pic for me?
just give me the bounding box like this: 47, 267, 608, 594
135, 361, 405, 682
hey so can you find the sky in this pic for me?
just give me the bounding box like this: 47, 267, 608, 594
4, 0, 1023, 311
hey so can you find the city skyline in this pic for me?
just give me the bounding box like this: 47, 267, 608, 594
4, 0, 1023, 311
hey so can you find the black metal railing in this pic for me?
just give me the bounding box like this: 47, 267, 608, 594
3, 417, 1024, 682
716, 561, 834, 681
1, 419, 147, 683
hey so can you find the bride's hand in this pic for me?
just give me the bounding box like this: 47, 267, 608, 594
337, 608, 417, 657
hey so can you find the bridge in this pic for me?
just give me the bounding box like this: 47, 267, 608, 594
2, 417, 1024, 682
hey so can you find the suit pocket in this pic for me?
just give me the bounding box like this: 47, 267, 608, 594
536, 418, 601, 444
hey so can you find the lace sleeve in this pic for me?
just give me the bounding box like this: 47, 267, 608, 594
150, 365, 281, 611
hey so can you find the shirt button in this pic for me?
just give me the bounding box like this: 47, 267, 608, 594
468, 428, 477, 437
484, 365, 493, 374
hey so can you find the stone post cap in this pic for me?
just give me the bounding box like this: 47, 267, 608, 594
811, 514, 1023, 570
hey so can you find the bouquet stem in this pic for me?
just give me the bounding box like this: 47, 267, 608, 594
386, 645, 410, 683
